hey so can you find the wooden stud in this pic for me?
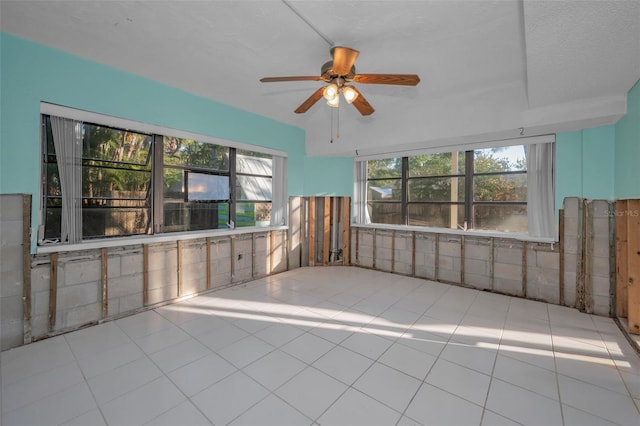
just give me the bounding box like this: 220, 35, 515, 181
323, 197, 330, 265
342, 197, 350, 265
285, 229, 290, 271
559, 209, 565, 306
49, 253, 58, 331
584, 201, 594, 314
177, 240, 183, 297
460, 235, 465, 284
521, 241, 527, 298
609, 202, 617, 318
434, 233, 440, 281
355, 227, 360, 264
489, 238, 495, 291
616, 200, 629, 317
22, 194, 32, 344
269, 231, 275, 274
576, 200, 586, 312
206, 237, 212, 289
230, 236, 236, 281
101, 248, 108, 318
309, 197, 316, 266
372, 228, 377, 269
391, 230, 396, 272
252, 233, 257, 278
627, 199, 640, 334
143, 244, 149, 306
411, 232, 416, 277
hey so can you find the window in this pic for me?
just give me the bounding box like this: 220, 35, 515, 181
364, 145, 530, 233
40, 112, 283, 245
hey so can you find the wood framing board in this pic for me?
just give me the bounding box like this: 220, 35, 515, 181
460, 235, 465, 284
559, 208, 565, 306
206, 237, 212, 289
616, 200, 629, 317
177, 240, 183, 297
489, 238, 495, 291
609, 202, 617, 318
584, 200, 594, 314
355, 227, 360, 265
101, 248, 108, 318
309, 197, 316, 266
22, 194, 32, 344
576, 199, 586, 312
269, 231, 274, 274
49, 253, 58, 331
411, 232, 416, 277
323, 197, 330, 265
434, 233, 440, 281
342, 197, 350, 265
627, 199, 640, 334
143, 244, 149, 306
521, 241, 527, 298
391, 230, 396, 272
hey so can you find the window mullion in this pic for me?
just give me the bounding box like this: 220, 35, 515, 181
153, 134, 164, 233
229, 148, 237, 227
465, 150, 474, 229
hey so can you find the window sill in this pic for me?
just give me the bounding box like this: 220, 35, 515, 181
36, 225, 288, 254
352, 223, 557, 244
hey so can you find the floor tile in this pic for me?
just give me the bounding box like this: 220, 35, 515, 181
144, 400, 212, 426
353, 362, 421, 412
317, 388, 402, 426
116, 310, 175, 339
101, 376, 185, 425
404, 383, 484, 426
3, 382, 96, 426
191, 371, 269, 426
149, 337, 211, 373
485, 379, 562, 426
340, 331, 394, 360
196, 323, 249, 351
398, 328, 448, 356
167, 352, 236, 397
232, 316, 274, 334
229, 394, 312, 425
492, 354, 558, 400
555, 356, 628, 395
562, 404, 620, 426
178, 314, 229, 337
243, 349, 307, 390
135, 326, 192, 354
254, 323, 305, 347
62, 408, 106, 426
76, 341, 145, 378
439, 341, 497, 376
275, 366, 348, 420
1, 336, 74, 386
558, 374, 639, 426
280, 332, 336, 364
217, 335, 275, 368
425, 359, 491, 406
312, 345, 374, 385
377, 342, 437, 380
65, 322, 132, 360
480, 410, 521, 426
309, 323, 354, 344
88, 357, 162, 404
2, 361, 85, 412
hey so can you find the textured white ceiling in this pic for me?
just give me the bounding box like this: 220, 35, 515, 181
1, 0, 638, 157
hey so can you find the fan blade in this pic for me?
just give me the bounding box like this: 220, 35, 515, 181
330, 46, 359, 76
353, 74, 420, 86
350, 87, 375, 116
260, 76, 324, 83
294, 87, 325, 113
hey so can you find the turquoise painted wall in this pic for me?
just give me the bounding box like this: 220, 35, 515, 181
555, 125, 616, 211
615, 79, 640, 199
303, 156, 353, 196
0, 33, 308, 249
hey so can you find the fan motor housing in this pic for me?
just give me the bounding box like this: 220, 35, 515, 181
321, 61, 356, 81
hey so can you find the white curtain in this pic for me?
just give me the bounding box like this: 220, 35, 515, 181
353, 160, 371, 224
270, 155, 287, 226
527, 142, 555, 238
50, 116, 83, 243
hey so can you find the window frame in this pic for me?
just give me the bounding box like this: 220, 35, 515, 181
38, 104, 286, 247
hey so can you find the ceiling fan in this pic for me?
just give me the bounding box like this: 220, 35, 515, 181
260, 46, 420, 116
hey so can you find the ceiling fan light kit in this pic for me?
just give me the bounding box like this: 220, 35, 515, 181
260, 46, 420, 116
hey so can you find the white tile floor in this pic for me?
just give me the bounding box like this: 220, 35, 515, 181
2, 266, 640, 426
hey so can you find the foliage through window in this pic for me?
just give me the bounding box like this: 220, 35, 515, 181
366, 145, 528, 233
41, 114, 279, 244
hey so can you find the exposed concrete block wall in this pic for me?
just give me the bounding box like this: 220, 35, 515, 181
526, 243, 560, 304
106, 246, 144, 316
562, 197, 580, 307
254, 232, 269, 278
231, 234, 255, 283
394, 232, 413, 275
0, 194, 25, 350
463, 237, 492, 290
270, 230, 288, 274
30, 259, 50, 339
414, 233, 436, 280
289, 197, 302, 270
210, 237, 232, 289
375, 230, 394, 272
148, 242, 179, 305
588, 200, 614, 316
353, 228, 374, 268
181, 240, 208, 297
438, 236, 462, 284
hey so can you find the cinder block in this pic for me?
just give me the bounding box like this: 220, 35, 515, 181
147, 269, 177, 290
31, 314, 49, 339
494, 244, 522, 265
438, 267, 460, 284
415, 264, 435, 279
33, 290, 49, 318
107, 256, 121, 279
63, 259, 101, 286
465, 258, 488, 276
31, 263, 51, 293
440, 241, 460, 257
395, 248, 412, 265
536, 251, 559, 270
212, 272, 232, 288
0, 194, 25, 221
377, 259, 392, 272
147, 285, 178, 305
563, 197, 580, 218
493, 277, 522, 296
592, 294, 610, 316
0, 247, 22, 274
108, 274, 143, 299
63, 302, 101, 328
121, 252, 144, 276
395, 261, 412, 275
591, 256, 610, 278
0, 220, 23, 245
494, 262, 521, 280
182, 242, 206, 266
376, 247, 392, 262
465, 272, 491, 290
465, 240, 490, 260
0, 269, 23, 297
107, 297, 120, 317
57, 282, 99, 308
119, 292, 143, 313
148, 245, 178, 272
438, 255, 460, 272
